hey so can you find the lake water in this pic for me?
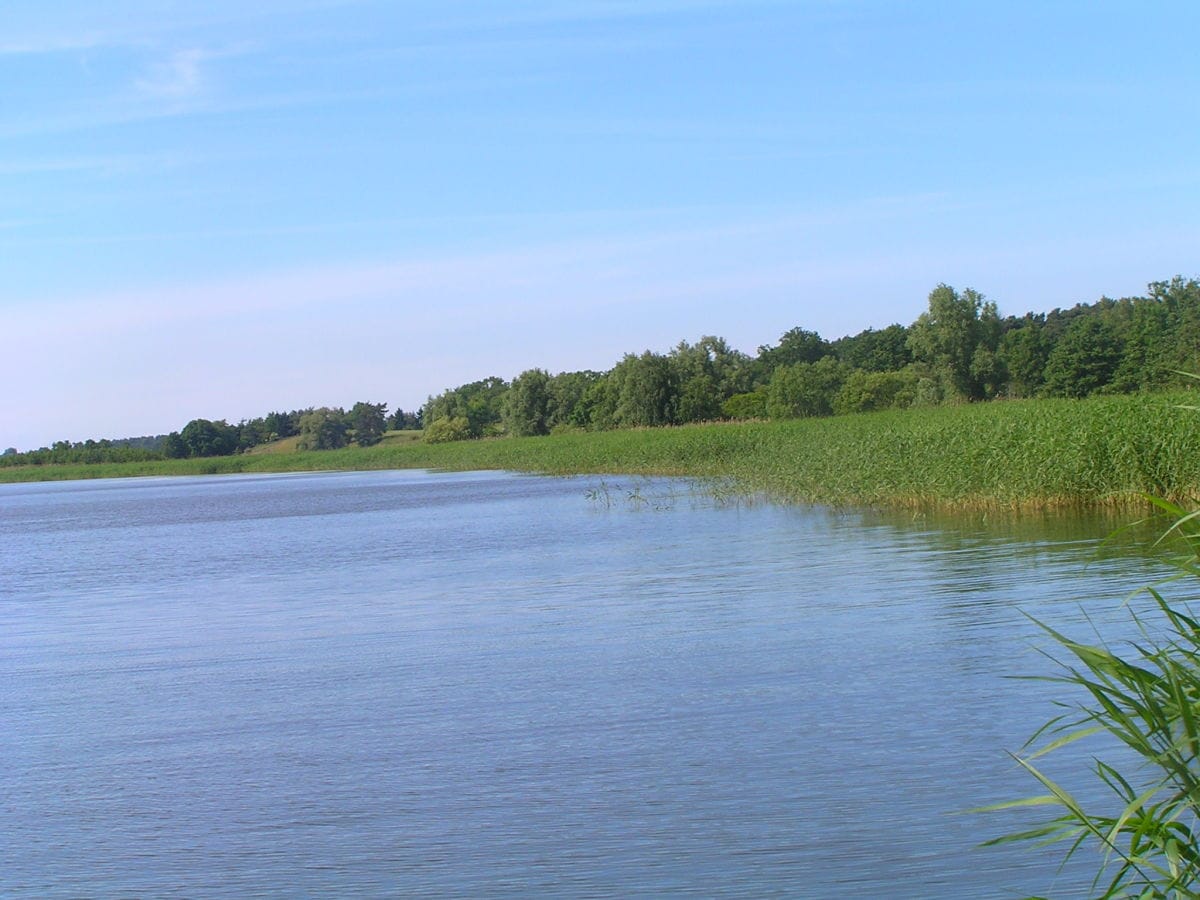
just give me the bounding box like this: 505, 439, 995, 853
0, 469, 1176, 897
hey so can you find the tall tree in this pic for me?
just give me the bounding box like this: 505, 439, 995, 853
1042, 317, 1124, 398
907, 284, 999, 401
755, 327, 831, 382
546, 370, 602, 429
610, 352, 678, 427
349, 401, 388, 446
504, 369, 552, 437
998, 324, 1049, 397
670, 336, 751, 422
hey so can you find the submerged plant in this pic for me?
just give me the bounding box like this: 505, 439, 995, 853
584, 480, 614, 509
986, 497, 1200, 898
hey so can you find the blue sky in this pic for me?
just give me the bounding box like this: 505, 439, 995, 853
2, 0, 1197, 449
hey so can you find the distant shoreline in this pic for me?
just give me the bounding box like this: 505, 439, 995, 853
3, 393, 1198, 511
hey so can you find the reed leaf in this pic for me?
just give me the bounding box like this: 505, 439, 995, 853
986, 504, 1200, 898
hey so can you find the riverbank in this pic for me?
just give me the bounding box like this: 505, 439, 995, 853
4, 393, 1199, 509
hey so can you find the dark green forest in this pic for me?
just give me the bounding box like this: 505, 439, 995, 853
4, 275, 1197, 466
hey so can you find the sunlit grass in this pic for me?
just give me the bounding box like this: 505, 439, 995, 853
5, 393, 1200, 509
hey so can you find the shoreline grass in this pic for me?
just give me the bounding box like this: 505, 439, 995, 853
5, 393, 1200, 510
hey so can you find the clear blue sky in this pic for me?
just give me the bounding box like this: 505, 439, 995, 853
2, 0, 1197, 449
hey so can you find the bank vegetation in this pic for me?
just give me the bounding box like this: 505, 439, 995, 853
4, 392, 1199, 511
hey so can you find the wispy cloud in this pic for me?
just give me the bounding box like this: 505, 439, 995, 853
134, 48, 211, 100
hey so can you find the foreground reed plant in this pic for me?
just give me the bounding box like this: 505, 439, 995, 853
986, 497, 1200, 898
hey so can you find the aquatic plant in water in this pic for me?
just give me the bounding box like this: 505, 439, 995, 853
987, 496, 1200, 898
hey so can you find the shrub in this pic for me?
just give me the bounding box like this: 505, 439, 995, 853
423, 416, 471, 444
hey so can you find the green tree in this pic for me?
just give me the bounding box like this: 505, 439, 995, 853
1111, 298, 1170, 392
609, 352, 679, 427
296, 407, 349, 450
235, 417, 270, 452
765, 357, 847, 419
349, 401, 387, 446
504, 369, 552, 437
179, 418, 239, 457
907, 284, 999, 401
670, 336, 752, 422
423, 377, 508, 438
578, 376, 619, 430
546, 370, 602, 429
1154, 276, 1200, 375
755, 327, 831, 382
998, 324, 1049, 397
263, 410, 300, 439
388, 408, 422, 430
832, 324, 913, 372
1042, 317, 1124, 398
161, 431, 188, 459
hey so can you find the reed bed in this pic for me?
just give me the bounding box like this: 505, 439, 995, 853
5, 393, 1200, 510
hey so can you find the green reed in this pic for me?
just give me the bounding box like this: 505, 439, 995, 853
983, 495, 1200, 897
5, 392, 1200, 509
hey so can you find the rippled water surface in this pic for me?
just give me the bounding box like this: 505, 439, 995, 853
0, 470, 1174, 897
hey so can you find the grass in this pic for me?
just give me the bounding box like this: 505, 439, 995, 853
5, 393, 1200, 509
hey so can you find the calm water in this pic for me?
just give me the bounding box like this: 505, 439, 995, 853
0, 470, 1174, 897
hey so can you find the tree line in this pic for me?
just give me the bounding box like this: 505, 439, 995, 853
422, 276, 1200, 441
4, 275, 1197, 463
2, 404, 422, 467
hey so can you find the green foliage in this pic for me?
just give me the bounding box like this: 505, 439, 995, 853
609, 351, 679, 427
504, 369, 552, 437
907, 284, 1001, 401
14, 274, 1200, 465
161, 431, 188, 459
0, 438, 167, 467
546, 370, 601, 429
578, 376, 619, 430
756, 327, 831, 381
1000, 325, 1050, 398
388, 408, 422, 430
180, 418, 239, 457
264, 410, 301, 439
984, 497, 1200, 897
1154, 277, 1200, 374
423, 416, 471, 444
832, 323, 913, 372
833, 368, 917, 414
1043, 317, 1125, 398
765, 357, 847, 419
722, 388, 768, 420
296, 407, 349, 450
422, 376, 508, 438
9, 394, 1200, 512
235, 418, 270, 452
669, 335, 752, 422
349, 401, 388, 446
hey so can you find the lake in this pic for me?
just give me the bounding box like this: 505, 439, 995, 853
0, 469, 1173, 897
